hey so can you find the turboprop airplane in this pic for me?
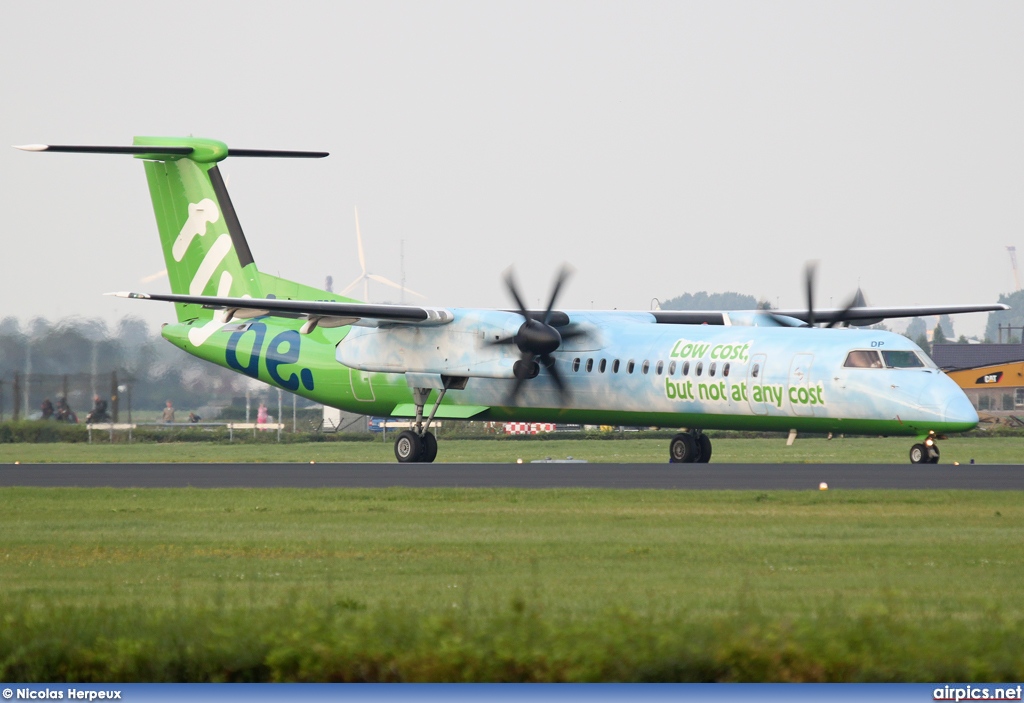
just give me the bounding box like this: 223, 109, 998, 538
17, 137, 1009, 465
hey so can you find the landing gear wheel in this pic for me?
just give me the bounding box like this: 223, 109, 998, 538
909, 443, 928, 464
669, 433, 698, 463
420, 431, 438, 463
395, 430, 423, 463
927, 445, 940, 464
696, 434, 712, 463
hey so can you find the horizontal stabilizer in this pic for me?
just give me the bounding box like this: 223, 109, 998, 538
14, 144, 328, 158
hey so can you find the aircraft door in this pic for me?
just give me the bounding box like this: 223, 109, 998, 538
747, 353, 768, 415
788, 353, 814, 417
350, 368, 375, 402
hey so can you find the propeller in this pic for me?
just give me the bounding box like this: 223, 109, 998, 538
488, 266, 584, 404
764, 263, 867, 329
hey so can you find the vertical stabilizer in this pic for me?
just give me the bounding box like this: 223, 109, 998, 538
137, 136, 264, 321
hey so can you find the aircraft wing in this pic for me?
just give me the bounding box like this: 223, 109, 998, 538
653, 303, 1009, 327
107, 291, 454, 330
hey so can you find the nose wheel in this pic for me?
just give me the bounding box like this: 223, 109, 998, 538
909, 436, 941, 464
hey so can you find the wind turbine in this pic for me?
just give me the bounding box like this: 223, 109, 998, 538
341, 206, 425, 302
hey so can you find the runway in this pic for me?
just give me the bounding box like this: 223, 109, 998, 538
1, 463, 1023, 489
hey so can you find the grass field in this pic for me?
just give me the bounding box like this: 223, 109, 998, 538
0, 434, 1021, 464
2, 487, 1023, 681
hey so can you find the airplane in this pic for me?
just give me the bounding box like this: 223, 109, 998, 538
16, 137, 1009, 465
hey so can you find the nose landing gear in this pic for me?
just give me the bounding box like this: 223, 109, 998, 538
909, 432, 942, 464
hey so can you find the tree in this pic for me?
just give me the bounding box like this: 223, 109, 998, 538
938, 314, 954, 339
984, 289, 1024, 343
660, 291, 761, 311
905, 317, 927, 341
914, 333, 931, 355
932, 325, 947, 345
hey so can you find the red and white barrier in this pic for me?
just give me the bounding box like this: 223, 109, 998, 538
503, 422, 556, 435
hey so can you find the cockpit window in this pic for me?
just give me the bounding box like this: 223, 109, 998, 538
844, 350, 883, 368
882, 350, 925, 368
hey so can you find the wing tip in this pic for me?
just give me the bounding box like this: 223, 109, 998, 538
13, 144, 48, 151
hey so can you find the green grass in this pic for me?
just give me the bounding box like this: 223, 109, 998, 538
1, 487, 1023, 681
0, 435, 1020, 464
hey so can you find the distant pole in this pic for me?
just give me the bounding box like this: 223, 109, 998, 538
91, 341, 98, 399
13, 372, 21, 422
245, 387, 251, 423
292, 393, 297, 433
110, 371, 119, 423
277, 387, 283, 441
127, 381, 132, 424
23, 339, 31, 418
0, 379, 5, 422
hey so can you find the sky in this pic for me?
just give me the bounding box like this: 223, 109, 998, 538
2, 0, 1022, 338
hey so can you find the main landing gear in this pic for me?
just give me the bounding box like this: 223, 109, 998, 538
669, 431, 712, 464
909, 432, 942, 464
394, 386, 448, 463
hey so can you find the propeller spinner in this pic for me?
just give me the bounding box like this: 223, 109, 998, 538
490, 266, 584, 403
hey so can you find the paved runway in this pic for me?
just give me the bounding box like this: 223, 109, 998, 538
1, 463, 1022, 489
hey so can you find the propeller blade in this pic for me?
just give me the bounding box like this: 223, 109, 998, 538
826, 294, 861, 328
503, 267, 530, 316
544, 355, 569, 402
140, 269, 167, 283
542, 265, 573, 325
805, 263, 817, 328
506, 373, 529, 406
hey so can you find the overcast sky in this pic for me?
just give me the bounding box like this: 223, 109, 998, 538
2, 1, 1021, 337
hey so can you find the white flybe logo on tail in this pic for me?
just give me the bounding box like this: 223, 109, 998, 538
174, 197, 249, 347
172, 198, 235, 297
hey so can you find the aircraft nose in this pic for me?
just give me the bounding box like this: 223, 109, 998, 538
943, 392, 979, 428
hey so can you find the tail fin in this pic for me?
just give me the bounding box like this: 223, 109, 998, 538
138, 137, 271, 321
17, 137, 329, 322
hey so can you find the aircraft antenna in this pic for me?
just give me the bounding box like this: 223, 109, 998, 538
1008, 246, 1021, 291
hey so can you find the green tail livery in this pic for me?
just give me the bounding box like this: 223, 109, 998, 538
17, 137, 1009, 464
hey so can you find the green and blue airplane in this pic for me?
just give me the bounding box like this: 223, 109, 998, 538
17, 137, 1009, 464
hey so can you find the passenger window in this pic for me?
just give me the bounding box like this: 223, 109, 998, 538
599, 358, 607, 373
695, 362, 703, 376
709, 362, 717, 377
752, 363, 760, 378
627, 360, 635, 374
572, 357, 581, 372
723, 363, 730, 377
642, 361, 650, 375
844, 350, 883, 368
669, 361, 676, 375
586, 358, 593, 372
882, 350, 925, 368
656, 360, 664, 375
612, 359, 620, 373
682, 361, 690, 376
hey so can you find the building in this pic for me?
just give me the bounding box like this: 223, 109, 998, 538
931, 343, 1024, 413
